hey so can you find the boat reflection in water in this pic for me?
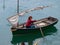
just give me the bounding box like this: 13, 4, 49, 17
11, 26, 57, 45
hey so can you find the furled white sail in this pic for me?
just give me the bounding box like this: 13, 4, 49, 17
18, 5, 50, 16
7, 15, 19, 26
7, 5, 51, 26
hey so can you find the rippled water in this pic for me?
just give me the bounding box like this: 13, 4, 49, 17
0, 0, 60, 45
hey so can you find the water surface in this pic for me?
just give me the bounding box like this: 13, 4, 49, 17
0, 0, 60, 45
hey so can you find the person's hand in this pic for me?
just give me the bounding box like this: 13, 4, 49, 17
34, 20, 37, 21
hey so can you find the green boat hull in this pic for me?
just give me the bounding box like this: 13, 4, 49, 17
11, 25, 57, 35
11, 17, 58, 35
11, 26, 57, 44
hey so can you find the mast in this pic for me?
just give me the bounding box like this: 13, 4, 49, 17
7, 0, 20, 26
16, 0, 19, 26
17, 0, 19, 15
7, 1, 50, 25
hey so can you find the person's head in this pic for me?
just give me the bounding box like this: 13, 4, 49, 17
28, 16, 32, 20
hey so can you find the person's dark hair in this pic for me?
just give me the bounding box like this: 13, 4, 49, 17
28, 16, 32, 20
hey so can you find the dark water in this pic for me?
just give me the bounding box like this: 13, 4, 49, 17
0, 0, 60, 45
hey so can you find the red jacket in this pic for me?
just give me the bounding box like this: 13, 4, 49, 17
26, 19, 36, 26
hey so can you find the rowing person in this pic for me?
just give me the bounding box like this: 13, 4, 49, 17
26, 16, 36, 28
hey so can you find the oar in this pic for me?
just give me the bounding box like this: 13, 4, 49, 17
34, 27, 47, 45
40, 27, 45, 37
39, 27, 49, 45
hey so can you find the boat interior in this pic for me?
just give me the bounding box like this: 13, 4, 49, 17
12, 17, 57, 29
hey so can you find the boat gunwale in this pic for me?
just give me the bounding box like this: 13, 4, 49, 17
11, 17, 58, 31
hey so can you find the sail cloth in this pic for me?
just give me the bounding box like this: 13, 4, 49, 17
18, 5, 50, 16
7, 15, 19, 26
7, 5, 50, 26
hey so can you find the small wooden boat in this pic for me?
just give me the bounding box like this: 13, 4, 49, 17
11, 26, 57, 44
11, 17, 58, 35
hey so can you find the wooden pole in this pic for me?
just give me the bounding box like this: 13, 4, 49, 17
17, 0, 19, 15
16, 0, 19, 26
40, 27, 44, 37
35, 27, 45, 45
